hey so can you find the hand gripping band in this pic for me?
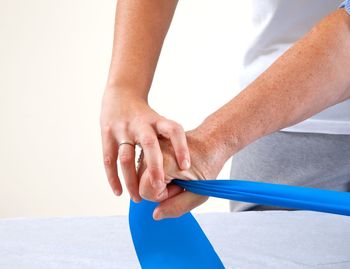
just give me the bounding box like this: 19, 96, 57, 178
129, 179, 350, 268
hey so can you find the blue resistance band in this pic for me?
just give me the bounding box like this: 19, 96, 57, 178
129, 179, 350, 269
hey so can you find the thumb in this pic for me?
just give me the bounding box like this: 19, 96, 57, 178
139, 169, 168, 202
153, 191, 208, 220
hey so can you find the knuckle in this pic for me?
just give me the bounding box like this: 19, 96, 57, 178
134, 117, 150, 126
119, 152, 133, 165
101, 124, 113, 135
141, 135, 157, 148
115, 121, 128, 132
170, 203, 184, 218
101, 121, 129, 135
167, 122, 182, 135
103, 155, 114, 166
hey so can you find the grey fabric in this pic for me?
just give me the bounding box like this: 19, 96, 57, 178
230, 131, 350, 212
0, 212, 350, 269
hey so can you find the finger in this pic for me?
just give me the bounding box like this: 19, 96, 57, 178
139, 180, 183, 202
118, 143, 141, 202
156, 120, 190, 170
139, 168, 168, 202
153, 191, 208, 220
101, 126, 122, 196
137, 126, 165, 190
166, 183, 184, 199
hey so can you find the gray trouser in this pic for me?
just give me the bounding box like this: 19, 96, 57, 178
230, 131, 350, 212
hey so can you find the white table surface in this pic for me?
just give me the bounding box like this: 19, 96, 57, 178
0, 211, 349, 269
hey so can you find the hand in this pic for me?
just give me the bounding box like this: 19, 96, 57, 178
138, 130, 225, 220
100, 88, 191, 202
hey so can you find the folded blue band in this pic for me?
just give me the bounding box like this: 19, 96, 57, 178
173, 179, 350, 216
129, 179, 350, 268
129, 199, 224, 269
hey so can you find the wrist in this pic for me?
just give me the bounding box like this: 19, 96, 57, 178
186, 127, 233, 179
189, 114, 245, 170
104, 83, 149, 103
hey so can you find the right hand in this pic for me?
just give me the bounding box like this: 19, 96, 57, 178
100, 88, 191, 202
137, 131, 224, 220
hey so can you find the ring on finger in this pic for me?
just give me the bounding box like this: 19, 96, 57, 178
118, 140, 135, 148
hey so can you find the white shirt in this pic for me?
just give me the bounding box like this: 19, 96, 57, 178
239, 0, 350, 134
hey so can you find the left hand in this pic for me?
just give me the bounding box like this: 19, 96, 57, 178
137, 130, 224, 220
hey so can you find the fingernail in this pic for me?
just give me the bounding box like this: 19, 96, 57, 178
153, 209, 164, 221
132, 196, 142, 203
182, 159, 190, 170
114, 189, 121, 196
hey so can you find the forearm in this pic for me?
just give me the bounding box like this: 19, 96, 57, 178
106, 0, 178, 99
196, 9, 350, 166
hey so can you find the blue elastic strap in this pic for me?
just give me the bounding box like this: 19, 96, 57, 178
340, 0, 350, 15
173, 179, 350, 216
129, 179, 350, 268
129, 199, 224, 269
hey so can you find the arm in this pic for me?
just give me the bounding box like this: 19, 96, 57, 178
139, 8, 350, 219
100, 0, 191, 202
106, 0, 178, 95
196, 8, 350, 168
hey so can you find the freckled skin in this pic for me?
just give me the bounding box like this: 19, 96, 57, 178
152, 9, 350, 219
196, 9, 350, 167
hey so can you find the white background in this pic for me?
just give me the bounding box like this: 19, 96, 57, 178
0, 0, 254, 218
